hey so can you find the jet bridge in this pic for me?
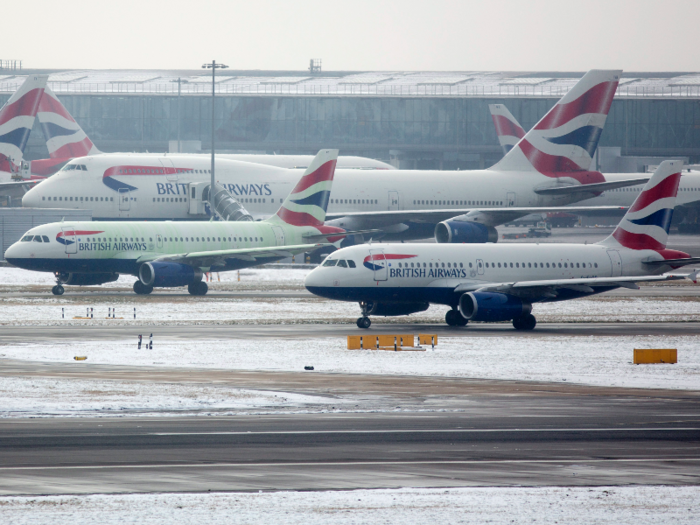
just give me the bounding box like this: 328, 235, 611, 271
188, 182, 253, 221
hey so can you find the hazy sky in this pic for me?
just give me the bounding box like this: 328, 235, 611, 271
8, 0, 700, 72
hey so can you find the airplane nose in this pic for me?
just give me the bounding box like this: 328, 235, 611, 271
22, 187, 40, 207
304, 268, 323, 290
4, 242, 20, 262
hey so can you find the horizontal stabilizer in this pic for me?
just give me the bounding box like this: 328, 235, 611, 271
534, 177, 649, 196
643, 257, 700, 267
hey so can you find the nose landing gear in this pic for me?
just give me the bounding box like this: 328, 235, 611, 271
356, 301, 372, 329
51, 284, 64, 296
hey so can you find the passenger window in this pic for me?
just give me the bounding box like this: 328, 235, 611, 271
469, 262, 472, 268
322, 259, 337, 267
347, 260, 356, 268
337, 260, 348, 268
498, 263, 501, 268
594, 263, 598, 268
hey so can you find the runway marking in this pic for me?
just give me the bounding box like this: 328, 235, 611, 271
2, 458, 699, 471
148, 427, 700, 436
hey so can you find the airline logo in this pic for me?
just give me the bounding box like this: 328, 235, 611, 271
0, 76, 47, 173
611, 165, 681, 251
37, 86, 99, 159
489, 104, 525, 153
275, 157, 336, 227
101, 165, 192, 192
363, 253, 416, 271
56, 230, 104, 246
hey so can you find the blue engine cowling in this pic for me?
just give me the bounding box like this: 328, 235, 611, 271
367, 302, 430, 317
435, 220, 498, 243
458, 292, 531, 322
57, 272, 119, 286
139, 262, 203, 288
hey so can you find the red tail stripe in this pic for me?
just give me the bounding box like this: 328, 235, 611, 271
0, 88, 44, 127
492, 114, 525, 139
628, 173, 681, 213
275, 208, 322, 227
535, 80, 618, 131
612, 229, 665, 251
51, 136, 95, 159
38, 93, 76, 123
288, 159, 336, 195
518, 140, 607, 181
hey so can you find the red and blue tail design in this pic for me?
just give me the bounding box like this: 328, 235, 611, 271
489, 104, 525, 155
492, 70, 620, 183
271, 149, 338, 227
0, 75, 47, 173
600, 160, 682, 251
37, 86, 100, 160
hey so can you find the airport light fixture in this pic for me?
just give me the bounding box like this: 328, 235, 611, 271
169, 78, 189, 154
202, 60, 229, 215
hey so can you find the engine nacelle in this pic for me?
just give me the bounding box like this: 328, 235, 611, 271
366, 301, 429, 317
139, 262, 203, 288
458, 292, 531, 322
57, 272, 119, 286
435, 220, 498, 244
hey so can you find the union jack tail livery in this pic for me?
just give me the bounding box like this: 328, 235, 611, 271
600, 160, 682, 251
492, 70, 620, 180
272, 149, 338, 227
489, 104, 525, 155
37, 85, 101, 159
0, 75, 48, 173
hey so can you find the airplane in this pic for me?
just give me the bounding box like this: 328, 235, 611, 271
0, 75, 48, 192
304, 160, 700, 330
488, 102, 700, 210
5, 149, 345, 296
28, 85, 393, 177
22, 70, 648, 244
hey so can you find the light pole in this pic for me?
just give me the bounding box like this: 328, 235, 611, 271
169, 78, 189, 153
202, 60, 228, 215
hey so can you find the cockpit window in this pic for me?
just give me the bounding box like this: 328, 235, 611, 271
347, 260, 356, 268
42, 235, 50, 242
336, 260, 348, 268
63, 164, 87, 171
21, 235, 33, 242
33, 236, 43, 242
322, 259, 337, 267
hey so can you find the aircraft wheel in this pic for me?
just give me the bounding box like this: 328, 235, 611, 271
356, 317, 371, 329
52, 285, 64, 296
133, 281, 153, 295
446, 309, 467, 327
513, 313, 537, 331
188, 281, 208, 296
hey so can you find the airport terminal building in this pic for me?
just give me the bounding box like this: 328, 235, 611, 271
4, 69, 700, 171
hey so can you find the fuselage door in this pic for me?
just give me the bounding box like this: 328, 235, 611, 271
369, 249, 388, 281
118, 188, 130, 211
388, 191, 399, 211
271, 225, 285, 246
606, 249, 622, 277
61, 227, 77, 254
156, 234, 163, 250
160, 159, 177, 182
507, 192, 516, 207
476, 258, 484, 275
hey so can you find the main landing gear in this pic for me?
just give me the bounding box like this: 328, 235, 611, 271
51, 284, 64, 296
445, 309, 468, 327
133, 281, 153, 295
356, 301, 372, 329
188, 281, 208, 296
512, 313, 537, 331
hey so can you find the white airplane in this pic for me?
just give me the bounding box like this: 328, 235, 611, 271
28, 85, 393, 177
305, 160, 700, 330
23, 70, 646, 243
5, 150, 345, 296
0, 75, 49, 192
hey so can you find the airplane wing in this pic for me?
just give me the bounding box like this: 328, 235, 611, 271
325, 206, 626, 228
0, 179, 41, 190
533, 177, 650, 196
453, 273, 688, 300
135, 243, 329, 268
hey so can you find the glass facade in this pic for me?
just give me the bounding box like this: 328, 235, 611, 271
5, 93, 700, 163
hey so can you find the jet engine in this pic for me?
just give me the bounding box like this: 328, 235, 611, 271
435, 220, 498, 243
458, 292, 531, 322
366, 301, 429, 317
57, 272, 119, 286
139, 262, 203, 288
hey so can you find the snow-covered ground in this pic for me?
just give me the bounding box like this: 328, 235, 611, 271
0, 486, 697, 524
0, 376, 343, 418
2, 335, 698, 394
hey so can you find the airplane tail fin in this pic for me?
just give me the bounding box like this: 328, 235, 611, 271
489, 104, 525, 155
269, 149, 338, 227
37, 85, 101, 159
490, 70, 620, 174
599, 160, 683, 250
0, 74, 48, 173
